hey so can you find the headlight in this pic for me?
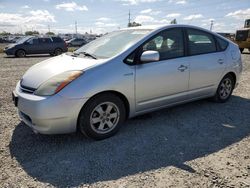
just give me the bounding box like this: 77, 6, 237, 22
34, 70, 83, 96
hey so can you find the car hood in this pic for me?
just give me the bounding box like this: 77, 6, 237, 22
21, 53, 105, 89
5, 43, 16, 49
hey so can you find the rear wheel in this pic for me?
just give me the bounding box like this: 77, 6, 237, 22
212, 74, 235, 103
54, 48, 63, 56
240, 48, 244, 53
16, 49, 25, 58
78, 93, 126, 140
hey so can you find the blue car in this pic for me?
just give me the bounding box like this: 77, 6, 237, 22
4, 36, 68, 57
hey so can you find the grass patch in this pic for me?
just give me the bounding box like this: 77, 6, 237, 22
68, 47, 77, 52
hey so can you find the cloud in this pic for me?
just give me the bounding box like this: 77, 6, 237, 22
226, 8, 250, 20
0, 10, 56, 32
55, 2, 88, 11
96, 17, 111, 22
140, 9, 152, 14
183, 14, 203, 20
29, 10, 56, 23
134, 15, 169, 24
168, 0, 187, 5
176, 0, 186, 4
21, 5, 30, 9
134, 15, 155, 23
140, 9, 161, 16
94, 22, 118, 27
118, 0, 162, 6
166, 13, 181, 18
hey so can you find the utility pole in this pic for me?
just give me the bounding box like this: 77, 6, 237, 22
48, 24, 50, 33
75, 21, 78, 34
128, 10, 131, 27
210, 20, 214, 31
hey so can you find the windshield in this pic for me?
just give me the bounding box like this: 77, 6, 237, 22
75, 29, 152, 59
16, 36, 33, 44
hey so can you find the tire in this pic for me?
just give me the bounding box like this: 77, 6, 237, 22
16, 49, 25, 58
212, 74, 235, 103
78, 93, 126, 140
54, 48, 63, 56
240, 48, 244, 53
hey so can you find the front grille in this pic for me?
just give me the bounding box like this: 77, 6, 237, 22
20, 84, 36, 94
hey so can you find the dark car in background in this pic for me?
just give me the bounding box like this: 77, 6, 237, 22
4, 36, 68, 57
66, 38, 87, 47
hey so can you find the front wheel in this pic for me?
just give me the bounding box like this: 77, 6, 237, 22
78, 93, 126, 140
212, 75, 235, 103
16, 49, 26, 58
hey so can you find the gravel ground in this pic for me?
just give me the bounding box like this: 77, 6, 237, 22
0, 53, 249, 188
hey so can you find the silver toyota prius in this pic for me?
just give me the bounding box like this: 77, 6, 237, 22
13, 24, 242, 140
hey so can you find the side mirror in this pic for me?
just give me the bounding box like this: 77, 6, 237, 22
140, 50, 160, 62
24, 41, 29, 45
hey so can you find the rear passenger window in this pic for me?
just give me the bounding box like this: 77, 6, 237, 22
187, 29, 216, 56
216, 37, 228, 51
39, 38, 52, 44
52, 37, 63, 43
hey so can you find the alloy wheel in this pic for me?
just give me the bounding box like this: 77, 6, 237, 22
219, 78, 232, 100
90, 102, 120, 134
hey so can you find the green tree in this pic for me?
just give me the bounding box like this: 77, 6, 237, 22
170, 19, 177, 24
0, 31, 11, 36
25, 30, 39, 35
46, 31, 55, 36
128, 22, 142, 27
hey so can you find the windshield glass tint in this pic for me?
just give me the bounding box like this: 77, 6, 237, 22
16, 36, 33, 44
75, 29, 151, 58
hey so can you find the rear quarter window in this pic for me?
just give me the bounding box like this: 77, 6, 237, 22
216, 37, 229, 51
52, 37, 63, 43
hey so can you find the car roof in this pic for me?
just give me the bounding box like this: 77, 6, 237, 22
120, 24, 214, 32
120, 24, 229, 40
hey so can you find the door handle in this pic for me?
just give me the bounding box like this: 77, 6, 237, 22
218, 59, 224, 64
178, 65, 188, 72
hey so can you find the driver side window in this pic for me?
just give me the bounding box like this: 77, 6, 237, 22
27, 38, 39, 45
142, 28, 184, 61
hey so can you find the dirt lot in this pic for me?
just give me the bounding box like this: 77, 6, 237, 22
0, 52, 249, 188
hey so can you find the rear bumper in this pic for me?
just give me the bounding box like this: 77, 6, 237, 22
14, 81, 88, 134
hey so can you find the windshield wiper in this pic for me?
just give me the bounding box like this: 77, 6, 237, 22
74, 51, 97, 59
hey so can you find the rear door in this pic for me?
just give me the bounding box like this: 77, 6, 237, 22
185, 28, 226, 98
38, 38, 53, 54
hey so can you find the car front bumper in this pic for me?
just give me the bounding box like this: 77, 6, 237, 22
4, 48, 15, 55
13, 82, 88, 134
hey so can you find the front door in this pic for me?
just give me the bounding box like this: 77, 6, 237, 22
135, 28, 190, 112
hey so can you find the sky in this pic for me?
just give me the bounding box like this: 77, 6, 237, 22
0, 0, 249, 34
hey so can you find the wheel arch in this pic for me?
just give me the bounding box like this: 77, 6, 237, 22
15, 48, 26, 56
223, 71, 237, 87
76, 90, 130, 131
